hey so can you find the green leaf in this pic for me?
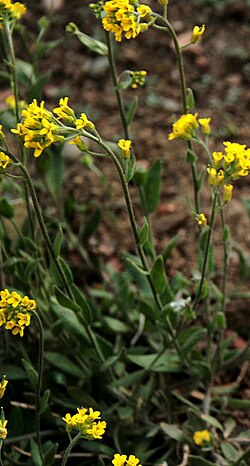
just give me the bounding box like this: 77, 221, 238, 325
51, 301, 88, 340
186, 148, 198, 165
201, 414, 223, 431
104, 316, 129, 333
188, 456, 216, 466
54, 286, 81, 314
71, 284, 92, 325
44, 148, 64, 199
111, 369, 145, 388
126, 96, 138, 127
22, 359, 38, 390
29, 70, 51, 100
186, 87, 195, 111
127, 352, 182, 372
125, 154, 136, 182
53, 224, 63, 258
0, 365, 26, 380
39, 389, 50, 415
179, 328, 207, 357
221, 443, 240, 462
82, 208, 101, 241
58, 257, 73, 285
162, 232, 182, 261
30, 439, 43, 466
138, 217, 149, 246
160, 422, 183, 441
66, 23, 108, 55
144, 160, 162, 213
0, 198, 14, 219
150, 255, 166, 294
44, 441, 58, 466
44, 352, 83, 377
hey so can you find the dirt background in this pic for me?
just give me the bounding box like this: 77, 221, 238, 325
4, 2, 250, 337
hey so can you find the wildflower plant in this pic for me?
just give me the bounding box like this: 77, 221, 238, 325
0, 0, 249, 466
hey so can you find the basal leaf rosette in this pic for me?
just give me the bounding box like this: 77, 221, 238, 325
0, 289, 37, 337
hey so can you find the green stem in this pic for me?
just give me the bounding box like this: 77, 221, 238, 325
193, 189, 219, 309
5, 21, 20, 123
2, 148, 106, 364
153, 13, 187, 113
61, 432, 82, 466
5, 21, 35, 237
85, 132, 182, 357
6, 151, 73, 298
34, 312, 44, 464
153, 14, 200, 212
105, 31, 129, 139
219, 205, 228, 313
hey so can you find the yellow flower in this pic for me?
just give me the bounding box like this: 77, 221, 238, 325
86, 420, 107, 439
53, 97, 75, 123
7, 291, 21, 308
136, 5, 151, 18
168, 113, 199, 141
0, 377, 8, 399
127, 455, 141, 466
207, 167, 224, 186
195, 213, 207, 227
112, 454, 127, 466
17, 312, 31, 326
191, 24, 205, 44
193, 429, 211, 447
0, 151, 11, 170
112, 454, 142, 466
75, 113, 95, 131
0, 125, 5, 141
198, 118, 211, 135
68, 136, 88, 151
0, 419, 8, 439
223, 184, 233, 203
212, 151, 224, 169
118, 139, 131, 158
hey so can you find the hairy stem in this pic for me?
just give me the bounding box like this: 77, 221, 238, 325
105, 31, 129, 139
193, 189, 219, 309
61, 432, 81, 466
34, 312, 44, 464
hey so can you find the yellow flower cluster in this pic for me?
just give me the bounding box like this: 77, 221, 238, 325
0, 289, 36, 337
102, 0, 152, 42
129, 70, 147, 89
168, 113, 199, 141
0, 419, 7, 440
168, 114, 211, 141
0, 0, 26, 27
11, 99, 64, 158
11, 98, 95, 157
62, 407, 106, 439
208, 141, 250, 202
112, 454, 142, 466
193, 429, 211, 447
